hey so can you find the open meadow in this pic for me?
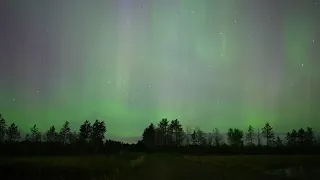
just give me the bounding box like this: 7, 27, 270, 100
1, 153, 320, 180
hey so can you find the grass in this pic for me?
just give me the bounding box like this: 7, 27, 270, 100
182, 155, 319, 169
1, 153, 320, 180
178, 155, 320, 179
0, 153, 145, 180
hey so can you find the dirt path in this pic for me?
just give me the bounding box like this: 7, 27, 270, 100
124, 154, 221, 180
126, 154, 174, 180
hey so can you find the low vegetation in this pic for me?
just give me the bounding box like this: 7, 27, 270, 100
1, 113, 320, 179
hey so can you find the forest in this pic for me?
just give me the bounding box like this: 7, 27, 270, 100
0, 113, 319, 156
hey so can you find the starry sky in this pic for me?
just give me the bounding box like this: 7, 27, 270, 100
0, 0, 319, 142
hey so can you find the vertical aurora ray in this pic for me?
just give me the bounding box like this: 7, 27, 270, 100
278, 3, 318, 128
115, 0, 134, 92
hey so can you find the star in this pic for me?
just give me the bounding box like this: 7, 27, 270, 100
292, 83, 294, 86
209, 65, 212, 68
219, 32, 223, 35
141, 4, 145, 7
148, 85, 151, 88
313, 40, 315, 42
37, 90, 40, 93
302, 64, 304, 67
122, 80, 125, 83
234, 20, 237, 23
13, 98, 16, 101
107, 81, 110, 84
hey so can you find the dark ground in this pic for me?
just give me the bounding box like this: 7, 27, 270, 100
1, 154, 320, 180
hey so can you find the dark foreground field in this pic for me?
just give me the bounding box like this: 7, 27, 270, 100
1, 154, 320, 180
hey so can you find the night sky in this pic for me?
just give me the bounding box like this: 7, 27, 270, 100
0, 0, 319, 141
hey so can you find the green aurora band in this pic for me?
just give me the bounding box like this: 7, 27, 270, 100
0, 0, 319, 141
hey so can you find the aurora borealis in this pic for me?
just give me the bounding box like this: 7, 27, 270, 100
0, 0, 319, 141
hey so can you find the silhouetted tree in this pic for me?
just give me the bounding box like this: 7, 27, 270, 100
90, 120, 106, 153
155, 127, 161, 147
24, 133, 31, 142
79, 120, 92, 143
286, 129, 298, 147
59, 121, 71, 144
142, 123, 156, 150
169, 119, 184, 147
195, 128, 206, 146
30, 124, 41, 142
207, 132, 213, 146
297, 128, 306, 146
191, 130, 197, 145
158, 118, 169, 146
6, 123, 20, 143
213, 128, 223, 147
69, 131, 78, 144
257, 127, 261, 146
167, 123, 174, 147
0, 114, 319, 156
246, 125, 255, 146
275, 136, 283, 147
27, 124, 42, 156
261, 123, 275, 147
227, 128, 244, 152
184, 126, 192, 146
305, 127, 315, 147
0, 114, 6, 143
105, 139, 127, 153
44, 126, 58, 143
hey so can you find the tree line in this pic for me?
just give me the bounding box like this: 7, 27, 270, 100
0, 113, 129, 156
141, 119, 319, 154
0, 113, 319, 156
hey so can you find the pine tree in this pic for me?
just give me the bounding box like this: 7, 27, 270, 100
213, 128, 223, 147
44, 126, 58, 143
246, 125, 255, 146
59, 121, 71, 144
90, 120, 106, 153
79, 120, 92, 143
275, 136, 283, 147
6, 123, 20, 143
227, 128, 244, 152
142, 123, 156, 149
261, 123, 275, 147
0, 114, 6, 143
30, 124, 41, 142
